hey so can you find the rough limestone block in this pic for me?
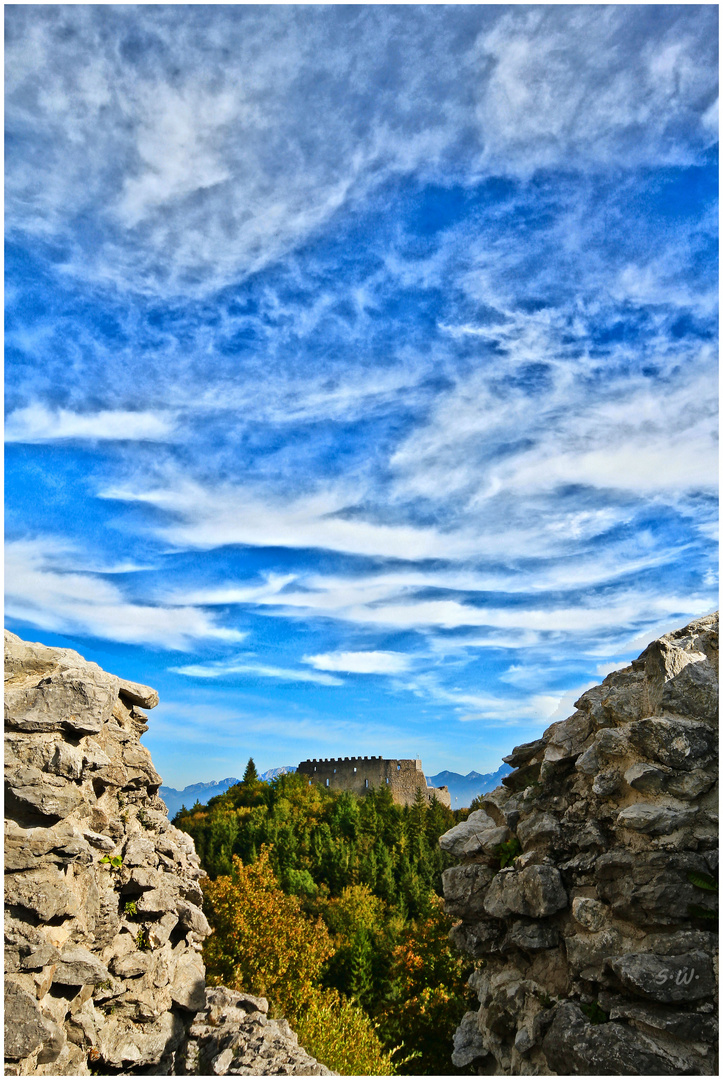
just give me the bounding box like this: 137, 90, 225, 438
617, 802, 696, 835
5, 867, 80, 919
608, 952, 716, 1004
451, 1010, 488, 1067
4, 979, 63, 1063
627, 716, 717, 772
439, 809, 511, 857
442, 863, 496, 918
570, 896, 608, 932
170, 952, 207, 1012
542, 1002, 678, 1075
53, 948, 112, 987
483, 865, 568, 919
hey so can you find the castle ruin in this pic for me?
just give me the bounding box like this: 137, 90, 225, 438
297, 755, 451, 808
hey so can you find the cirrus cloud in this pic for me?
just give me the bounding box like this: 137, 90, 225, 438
303, 651, 412, 675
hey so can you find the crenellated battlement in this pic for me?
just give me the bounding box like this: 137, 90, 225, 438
297, 755, 449, 807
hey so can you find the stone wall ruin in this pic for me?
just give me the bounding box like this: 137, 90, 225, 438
297, 754, 451, 807
4, 630, 329, 1076
441, 613, 719, 1075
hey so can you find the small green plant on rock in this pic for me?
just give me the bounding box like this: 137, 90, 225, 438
494, 837, 522, 869
687, 870, 718, 920
124, 900, 137, 917
100, 854, 123, 872
136, 928, 152, 951
580, 1001, 608, 1024
137, 808, 151, 829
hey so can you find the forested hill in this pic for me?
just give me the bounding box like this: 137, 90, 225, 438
160, 766, 296, 817
173, 769, 481, 1073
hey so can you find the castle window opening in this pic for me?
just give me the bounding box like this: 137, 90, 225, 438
386, 777, 389, 784
353, 767, 357, 773
333, 768, 336, 773
365, 779, 369, 788
326, 778, 329, 787
397, 764, 401, 770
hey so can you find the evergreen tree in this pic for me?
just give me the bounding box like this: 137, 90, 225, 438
174, 770, 475, 1074
243, 757, 259, 783
348, 928, 374, 1007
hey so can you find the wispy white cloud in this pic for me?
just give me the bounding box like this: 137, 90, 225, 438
390, 346, 718, 505
4, 5, 718, 782
5, 538, 242, 651
5, 5, 716, 296
100, 478, 479, 560
164, 561, 713, 638
171, 658, 342, 687
398, 669, 562, 726
5, 404, 176, 443
303, 651, 411, 675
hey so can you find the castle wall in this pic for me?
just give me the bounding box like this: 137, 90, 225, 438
297, 756, 450, 808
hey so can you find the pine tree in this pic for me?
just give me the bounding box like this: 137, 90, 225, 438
243, 757, 259, 783
348, 928, 374, 1007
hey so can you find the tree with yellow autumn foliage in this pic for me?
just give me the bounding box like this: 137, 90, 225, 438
202, 849, 396, 1075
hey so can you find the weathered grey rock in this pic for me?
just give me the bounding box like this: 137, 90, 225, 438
451, 1010, 488, 1067
5, 672, 116, 735
627, 716, 717, 771
170, 952, 206, 1012
542, 712, 593, 763
5, 819, 91, 870
504, 919, 558, 951
5, 865, 81, 918
596, 850, 717, 923
483, 866, 568, 919
442, 863, 496, 918
570, 896, 608, 932
4, 979, 64, 1063
604, 998, 719, 1042
617, 801, 696, 835
118, 679, 160, 710
97, 1011, 187, 1067
53, 947, 112, 986
439, 809, 511, 857
449, 918, 505, 958
542, 1002, 679, 1074
5, 631, 330, 1077
179, 986, 333, 1075
609, 951, 716, 1004
176, 898, 212, 936
516, 812, 561, 849
7, 776, 85, 819
443, 614, 719, 1076
503, 738, 545, 769
592, 767, 622, 796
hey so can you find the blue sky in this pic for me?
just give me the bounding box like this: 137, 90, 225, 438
5, 5, 718, 788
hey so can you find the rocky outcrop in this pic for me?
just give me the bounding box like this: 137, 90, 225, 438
178, 987, 331, 1075
4, 631, 328, 1077
442, 613, 718, 1075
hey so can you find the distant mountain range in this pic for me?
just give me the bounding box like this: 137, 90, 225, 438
160, 766, 296, 819
426, 766, 512, 808
160, 763, 508, 817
